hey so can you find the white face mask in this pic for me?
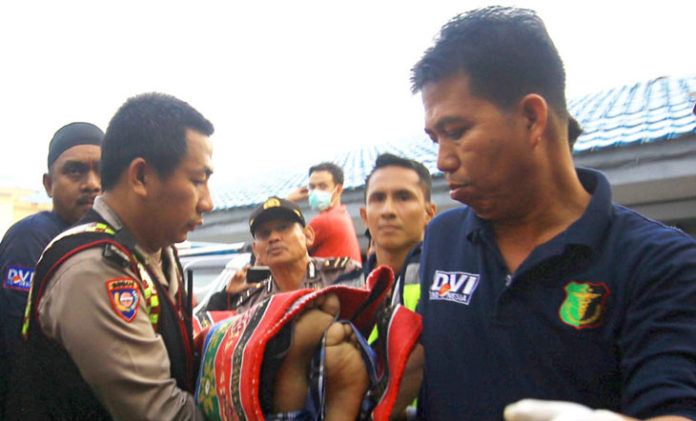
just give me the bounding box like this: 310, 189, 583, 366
309, 189, 333, 211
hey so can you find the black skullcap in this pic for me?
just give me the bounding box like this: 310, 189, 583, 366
47, 122, 104, 170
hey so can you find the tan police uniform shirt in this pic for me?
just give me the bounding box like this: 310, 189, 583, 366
232, 256, 363, 314
37, 197, 205, 421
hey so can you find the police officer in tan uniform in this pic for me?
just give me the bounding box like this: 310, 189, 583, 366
10, 93, 214, 420
205, 197, 362, 314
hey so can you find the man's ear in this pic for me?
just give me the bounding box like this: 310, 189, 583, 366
42, 172, 53, 197
127, 158, 150, 197
519, 94, 549, 147
252, 240, 258, 256
303, 224, 315, 248
335, 183, 343, 196
359, 206, 368, 228
424, 202, 437, 225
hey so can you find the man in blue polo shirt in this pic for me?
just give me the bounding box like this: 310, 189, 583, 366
410, 6, 696, 421
0, 122, 103, 415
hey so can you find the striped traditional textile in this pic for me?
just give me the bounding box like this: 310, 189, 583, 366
194, 266, 422, 421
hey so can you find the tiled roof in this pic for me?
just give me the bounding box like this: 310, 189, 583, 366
211, 75, 696, 211
569, 76, 696, 152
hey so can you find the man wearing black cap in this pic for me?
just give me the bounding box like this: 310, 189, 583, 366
206, 196, 362, 313
0, 121, 102, 414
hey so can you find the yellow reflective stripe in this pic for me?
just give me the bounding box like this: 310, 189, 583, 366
403, 284, 421, 312
368, 284, 422, 345
135, 262, 160, 330
83, 222, 116, 235
21, 300, 31, 337
368, 326, 378, 344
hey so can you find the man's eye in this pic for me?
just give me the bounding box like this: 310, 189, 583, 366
445, 128, 465, 140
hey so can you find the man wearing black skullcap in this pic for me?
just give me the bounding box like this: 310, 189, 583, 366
0, 121, 102, 415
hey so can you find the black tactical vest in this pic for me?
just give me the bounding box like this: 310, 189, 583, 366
6, 209, 195, 420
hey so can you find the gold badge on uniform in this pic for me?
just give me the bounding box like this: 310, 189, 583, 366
263, 198, 281, 209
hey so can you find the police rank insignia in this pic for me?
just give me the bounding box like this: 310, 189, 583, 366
106, 278, 140, 322
559, 281, 609, 329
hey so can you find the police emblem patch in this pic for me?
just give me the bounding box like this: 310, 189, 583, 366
559, 281, 609, 329
4, 265, 34, 291
106, 277, 140, 322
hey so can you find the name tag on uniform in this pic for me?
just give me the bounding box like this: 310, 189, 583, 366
4, 265, 34, 291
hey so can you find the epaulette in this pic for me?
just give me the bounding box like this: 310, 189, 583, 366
102, 242, 132, 268
322, 257, 351, 271
233, 280, 269, 309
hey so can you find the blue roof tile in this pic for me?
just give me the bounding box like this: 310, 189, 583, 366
569, 75, 696, 152
211, 75, 696, 211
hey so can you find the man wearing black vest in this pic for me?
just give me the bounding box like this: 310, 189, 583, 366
10, 93, 215, 420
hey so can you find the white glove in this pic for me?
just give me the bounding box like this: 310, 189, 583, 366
504, 399, 625, 421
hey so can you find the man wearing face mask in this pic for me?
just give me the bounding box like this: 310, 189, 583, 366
287, 162, 362, 263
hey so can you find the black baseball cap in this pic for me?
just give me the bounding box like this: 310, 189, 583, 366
249, 196, 306, 237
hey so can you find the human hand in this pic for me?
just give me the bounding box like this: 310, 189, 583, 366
504, 399, 625, 421
287, 186, 309, 202
225, 265, 260, 294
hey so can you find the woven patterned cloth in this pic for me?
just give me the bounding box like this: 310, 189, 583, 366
194, 266, 422, 421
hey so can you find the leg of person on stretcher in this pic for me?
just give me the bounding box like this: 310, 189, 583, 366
324, 322, 370, 420
272, 293, 369, 420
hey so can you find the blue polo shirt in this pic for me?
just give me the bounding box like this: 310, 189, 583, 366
418, 168, 696, 420
0, 211, 68, 352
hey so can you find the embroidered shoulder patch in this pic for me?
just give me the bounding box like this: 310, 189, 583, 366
4, 265, 34, 291
106, 278, 140, 322
559, 281, 610, 329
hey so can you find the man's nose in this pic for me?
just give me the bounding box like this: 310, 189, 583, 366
83, 170, 101, 192
198, 185, 214, 213
381, 196, 397, 218
436, 141, 458, 174
267, 230, 282, 242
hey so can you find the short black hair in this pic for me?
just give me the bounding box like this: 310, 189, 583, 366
411, 6, 567, 117
364, 153, 432, 202
568, 116, 583, 151
309, 162, 344, 185
101, 92, 214, 191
